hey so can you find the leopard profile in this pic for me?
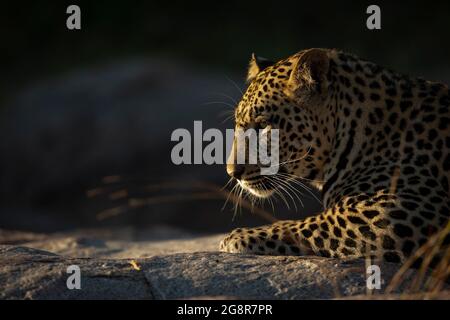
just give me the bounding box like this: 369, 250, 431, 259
220, 48, 450, 265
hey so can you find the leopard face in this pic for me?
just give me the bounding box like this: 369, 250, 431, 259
227, 49, 336, 197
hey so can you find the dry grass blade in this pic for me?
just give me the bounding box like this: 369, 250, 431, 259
90, 177, 276, 223
423, 245, 450, 294
96, 205, 128, 221
385, 222, 450, 295
409, 222, 449, 293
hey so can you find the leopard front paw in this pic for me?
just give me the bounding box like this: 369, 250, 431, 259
220, 228, 256, 254
220, 223, 304, 256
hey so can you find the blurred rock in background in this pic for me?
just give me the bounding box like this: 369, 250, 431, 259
0, 57, 321, 233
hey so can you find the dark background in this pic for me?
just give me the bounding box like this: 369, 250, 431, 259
0, 1, 449, 236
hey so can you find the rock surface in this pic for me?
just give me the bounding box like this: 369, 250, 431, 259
0, 229, 446, 300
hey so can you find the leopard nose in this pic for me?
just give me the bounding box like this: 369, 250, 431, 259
227, 164, 245, 180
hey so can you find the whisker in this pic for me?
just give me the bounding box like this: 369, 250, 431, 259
225, 76, 244, 96
271, 175, 305, 208
207, 92, 238, 105
269, 175, 305, 209
266, 179, 291, 210
201, 101, 236, 109
232, 181, 242, 221
218, 109, 234, 117
278, 171, 326, 184
261, 182, 274, 212
277, 173, 323, 206
275, 146, 312, 166
221, 177, 234, 191
222, 180, 239, 211
221, 114, 235, 124
236, 185, 245, 220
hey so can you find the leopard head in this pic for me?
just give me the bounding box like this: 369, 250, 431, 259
227, 48, 335, 198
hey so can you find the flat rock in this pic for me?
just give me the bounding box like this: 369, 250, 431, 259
0, 230, 446, 299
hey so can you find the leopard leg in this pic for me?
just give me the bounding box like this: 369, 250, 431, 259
219, 211, 367, 258
220, 193, 440, 262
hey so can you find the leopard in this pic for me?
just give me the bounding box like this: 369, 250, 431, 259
220, 48, 450, 266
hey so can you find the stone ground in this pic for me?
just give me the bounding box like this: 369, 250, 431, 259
1, 227, 447, 300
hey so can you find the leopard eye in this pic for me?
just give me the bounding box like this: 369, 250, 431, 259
254, 118, 269, 130
255, 122, 264, 129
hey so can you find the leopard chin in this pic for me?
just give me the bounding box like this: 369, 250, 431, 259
238, 179, 275, 198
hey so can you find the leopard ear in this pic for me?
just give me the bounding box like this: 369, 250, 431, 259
247, 53, 274, 82
286, 48, 330, 102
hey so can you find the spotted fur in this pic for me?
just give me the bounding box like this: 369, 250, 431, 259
220, 48, 450, 264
